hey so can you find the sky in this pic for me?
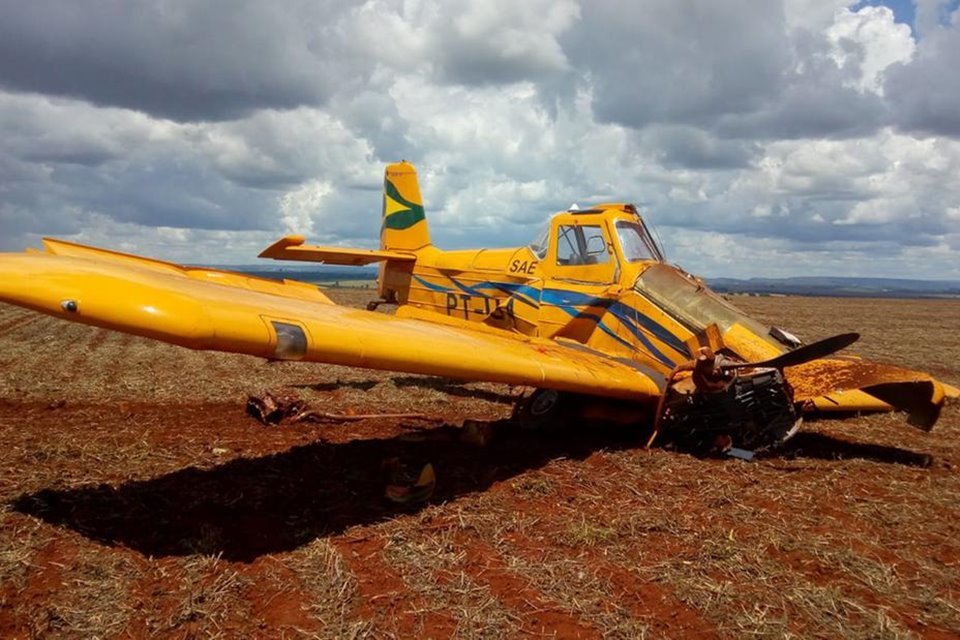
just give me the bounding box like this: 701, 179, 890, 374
1, 0, 959, 279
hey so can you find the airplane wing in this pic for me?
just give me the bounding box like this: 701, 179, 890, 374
722, 321, 954, 429
787, 356, 951, 429
0, 242, 664, 402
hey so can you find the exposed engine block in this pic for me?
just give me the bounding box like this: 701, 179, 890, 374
661, 368, 800, 454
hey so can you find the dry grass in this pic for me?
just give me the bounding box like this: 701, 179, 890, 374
24, 545, 141, 639
382, 516, 521, 639
285, 540, 372, 638
0, 292, 958, 638
166, 555, 251, 632
0, 505, 51, 604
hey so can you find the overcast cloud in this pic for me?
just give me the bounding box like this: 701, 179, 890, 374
1, 0, 958, 279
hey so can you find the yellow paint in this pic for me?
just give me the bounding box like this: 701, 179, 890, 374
810, 390, 894, 412
723, 323, 782, 362
259, 235, 416, 266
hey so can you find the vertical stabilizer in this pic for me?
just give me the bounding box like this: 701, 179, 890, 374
381, 161, 432, 251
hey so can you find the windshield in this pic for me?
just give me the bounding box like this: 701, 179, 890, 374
616, 220, 662, 262
634, 264, 778, 350
528, 220, 551, 259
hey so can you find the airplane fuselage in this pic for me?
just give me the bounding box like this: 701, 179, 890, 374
381, 204, 784, 378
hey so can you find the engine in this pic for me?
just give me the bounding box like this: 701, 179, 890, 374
660, 367, 801, 454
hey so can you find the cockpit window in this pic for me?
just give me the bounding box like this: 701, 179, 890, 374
556, 225, 610, 266
616, 220, 662, 262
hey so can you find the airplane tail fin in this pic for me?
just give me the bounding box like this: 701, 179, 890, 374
381, 161, 432, 252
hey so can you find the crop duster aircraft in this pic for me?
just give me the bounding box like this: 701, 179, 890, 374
0, 162, 956, 454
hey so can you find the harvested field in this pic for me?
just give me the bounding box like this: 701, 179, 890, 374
0, 291, 958, 638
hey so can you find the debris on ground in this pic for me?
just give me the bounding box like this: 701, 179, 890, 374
246, 391, 308, 425
296, 410, 433, 423
383, 459, 436, 504
246, 391, 437, 426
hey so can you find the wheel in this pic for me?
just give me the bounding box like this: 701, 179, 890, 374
514, 388, 575, 431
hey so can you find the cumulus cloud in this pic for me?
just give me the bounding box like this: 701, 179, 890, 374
886, 2, 960, 135
825, 5, 914, 94
564, 1, 791, 131
0, 0, 958, 279
0, 0, 350, 121
429, 0, 579, 84
641, 127, 761, 171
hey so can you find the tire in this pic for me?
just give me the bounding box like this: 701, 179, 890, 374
515, 388, 576, 431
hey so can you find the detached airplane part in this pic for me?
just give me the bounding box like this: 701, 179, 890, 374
0, 162, 955, 455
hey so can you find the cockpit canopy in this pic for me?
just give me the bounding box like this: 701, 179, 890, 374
528, 204, 664, 266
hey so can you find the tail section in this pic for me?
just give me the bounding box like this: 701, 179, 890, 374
381, 161, 431, 251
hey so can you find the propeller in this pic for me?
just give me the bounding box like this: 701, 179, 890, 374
719, 332, 860, 371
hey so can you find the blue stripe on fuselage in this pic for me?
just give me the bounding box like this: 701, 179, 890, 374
542, 288, 688, 357
540, 289, 681, 366
606, 304, 690, 358
412, 275, 541, 309
558, 309, 636, 352
413, 275, 681, 365
412, 275, 454, 293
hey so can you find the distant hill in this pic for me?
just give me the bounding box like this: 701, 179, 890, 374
708, 276, 960, 299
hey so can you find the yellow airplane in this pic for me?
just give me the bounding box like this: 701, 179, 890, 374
0, 161, 955, 454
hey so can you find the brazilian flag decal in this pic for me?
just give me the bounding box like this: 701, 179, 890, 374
383, 178, 425, 230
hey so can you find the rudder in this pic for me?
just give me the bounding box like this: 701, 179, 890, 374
381, 161, 432, 252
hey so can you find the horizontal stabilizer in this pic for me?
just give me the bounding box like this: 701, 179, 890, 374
259, 235, 417, 266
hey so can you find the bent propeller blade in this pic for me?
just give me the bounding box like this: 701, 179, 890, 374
721, 332, 860, 371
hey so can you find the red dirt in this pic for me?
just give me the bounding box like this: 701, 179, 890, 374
455, 535, 602, 639
333, 534, 451, 637
0, 311, 39, 335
